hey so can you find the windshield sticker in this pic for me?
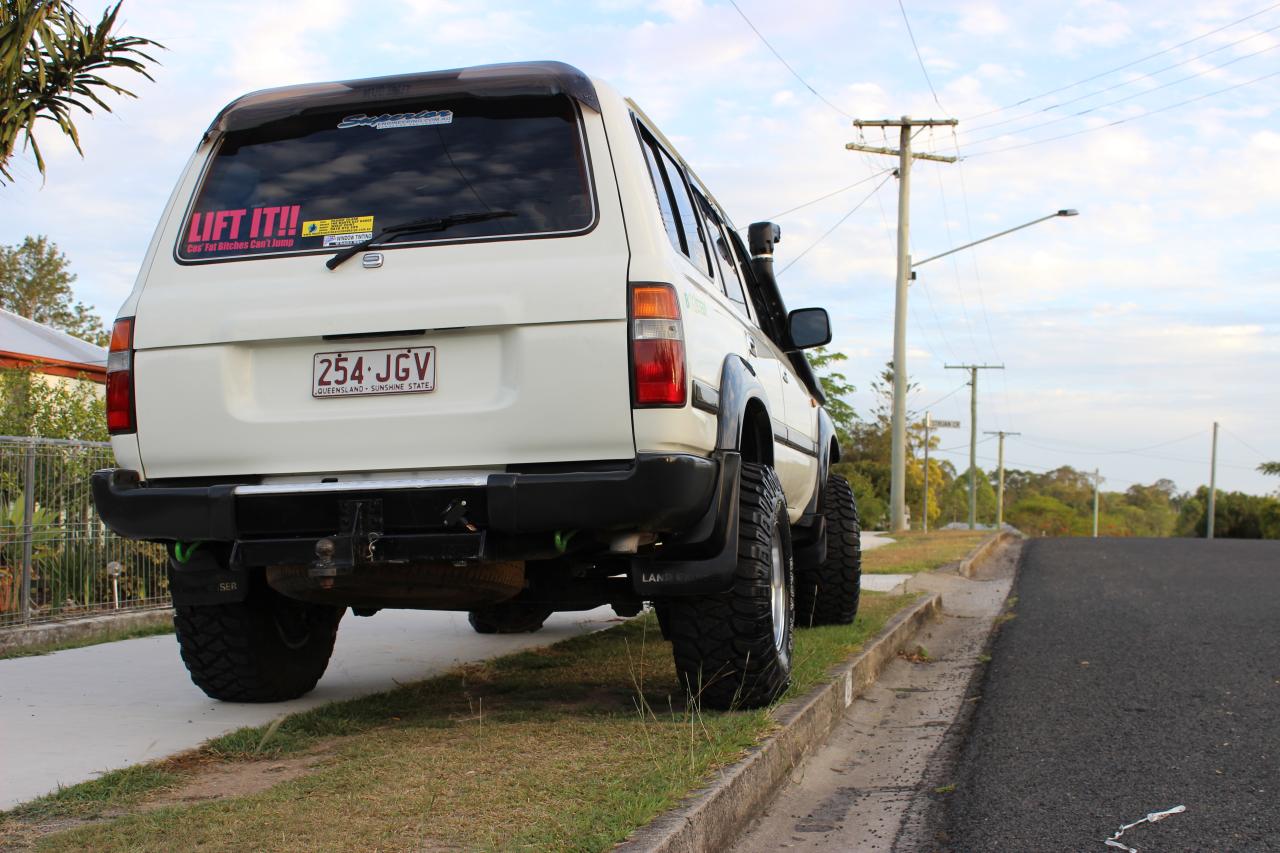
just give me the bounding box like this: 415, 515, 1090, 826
336, 109, 453, 130
302, 215, 375, 238
184, 205, 300, 255
322, 232, 373, 248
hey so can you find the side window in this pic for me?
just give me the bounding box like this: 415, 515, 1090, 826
654, 147, 713, 277
637, 131, 682, 256
695, 192, 751, 316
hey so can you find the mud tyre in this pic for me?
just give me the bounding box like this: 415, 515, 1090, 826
663, 462, 794, 711
468, 602, 555, 634
174, 578, 343, 702
795, 474, 862, 627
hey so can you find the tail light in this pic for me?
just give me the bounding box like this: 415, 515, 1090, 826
631, 284, 686, 407
106, 317, 136, 435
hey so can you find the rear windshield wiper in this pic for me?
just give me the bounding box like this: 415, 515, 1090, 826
325, 210, 516, 270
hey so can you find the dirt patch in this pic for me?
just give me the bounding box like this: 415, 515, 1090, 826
142, 754, 322, 810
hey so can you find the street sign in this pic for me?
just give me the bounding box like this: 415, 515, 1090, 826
931, 419, 960, 428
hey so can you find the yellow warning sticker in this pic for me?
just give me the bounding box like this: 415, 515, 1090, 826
301, 215, 374, 237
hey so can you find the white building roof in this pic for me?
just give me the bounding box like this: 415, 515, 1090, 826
0, 306, 107, 367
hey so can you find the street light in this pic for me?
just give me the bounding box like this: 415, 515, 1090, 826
888, 208, 1078, 532
912, 209, 1078, 269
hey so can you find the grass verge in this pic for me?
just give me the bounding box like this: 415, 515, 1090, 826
3, 593, 926, 852
0, 621, 174, 661
863, 529, 989, 574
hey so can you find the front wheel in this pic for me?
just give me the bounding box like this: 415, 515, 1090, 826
174, 576, 343, 702
662, 462, 794, 710
795, 474, 862, 626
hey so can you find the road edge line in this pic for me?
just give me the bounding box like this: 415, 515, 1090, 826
617, 591, 944, 853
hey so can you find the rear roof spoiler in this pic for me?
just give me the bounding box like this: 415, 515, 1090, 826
204, 60, 600, 139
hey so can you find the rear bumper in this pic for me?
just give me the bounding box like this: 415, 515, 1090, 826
91, 453, 718, 544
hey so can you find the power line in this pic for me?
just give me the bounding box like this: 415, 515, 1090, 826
930, 447, 1149, 488
1018, 436, 1257, 470
961, 22, 1280, 138
726, 0, 854, 119
960, 41, 1280, 150
756, 168, 895, 223
962, 0, 1280, 121
860, 154, 962, 369
917, 381, 970, 412
897, 0, 946, 111
1217, 425, 1273, 461
929, 162, 985, 365
777, 173, 894, 275
964, 69, 1280, 159
1019, 429, 1208, 456
939, 127, 1011, 427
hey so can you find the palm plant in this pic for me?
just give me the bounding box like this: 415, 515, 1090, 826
1, 0, 160, 181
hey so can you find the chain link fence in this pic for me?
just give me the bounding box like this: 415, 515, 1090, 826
0, 436, 169, 627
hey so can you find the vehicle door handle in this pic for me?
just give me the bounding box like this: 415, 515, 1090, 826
782, 371, 791, 384
746, 333, 757, 356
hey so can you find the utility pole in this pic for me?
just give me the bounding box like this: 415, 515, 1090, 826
983, 430, 1020, 528
945, 364, 1004, 529
1092, 468, 1101, 538
847, 116, 957, 533
1207, 421, 1219, 539
921, 413, 937, 532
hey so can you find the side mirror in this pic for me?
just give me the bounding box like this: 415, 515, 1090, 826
786, 307, 831, 350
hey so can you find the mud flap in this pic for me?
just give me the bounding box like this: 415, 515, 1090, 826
791, 515, 827, 570
630, 452, 742, 597
167, 546, 249, 606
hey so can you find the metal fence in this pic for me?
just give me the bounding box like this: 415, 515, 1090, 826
0, 436, 169, 627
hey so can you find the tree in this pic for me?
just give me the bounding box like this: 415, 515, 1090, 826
941, 466, 996, 526
808, 347, 856, 444
1, 1, 160, 181
0, 365, 106, 440
1260, 462, 1280, 476
0, 235, 105, 344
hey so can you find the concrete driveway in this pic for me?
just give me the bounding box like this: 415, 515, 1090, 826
0, 607, 616, 810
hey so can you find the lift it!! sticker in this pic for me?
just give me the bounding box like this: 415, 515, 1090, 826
184, 205, 301, 255
301, 215, 375, 247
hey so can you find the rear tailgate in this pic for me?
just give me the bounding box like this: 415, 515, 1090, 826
130, 92, 634, 479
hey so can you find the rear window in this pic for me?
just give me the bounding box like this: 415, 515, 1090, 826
177, 95, 594, 262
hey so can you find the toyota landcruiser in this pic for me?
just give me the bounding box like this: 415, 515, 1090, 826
92, 61, 862, 710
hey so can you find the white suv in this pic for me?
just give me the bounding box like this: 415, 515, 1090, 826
93, 61, 862, 710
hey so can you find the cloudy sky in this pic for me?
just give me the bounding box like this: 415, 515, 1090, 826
3, 0, 1277, 495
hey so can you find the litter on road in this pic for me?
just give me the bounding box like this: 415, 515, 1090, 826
1104, 804, 1186, 851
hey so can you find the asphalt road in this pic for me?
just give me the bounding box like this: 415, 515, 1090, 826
939, 538, 1280, 852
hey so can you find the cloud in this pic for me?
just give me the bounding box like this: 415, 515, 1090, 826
1, 0, 1278, 496
958, 4, 1011, 36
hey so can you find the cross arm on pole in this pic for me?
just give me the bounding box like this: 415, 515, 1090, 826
845, 143, 957, 163
853, 119, 958, 127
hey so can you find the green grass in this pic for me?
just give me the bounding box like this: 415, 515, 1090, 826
0, 621, 174, 661
4, 595, 919, 852
1, 765, 182, 823
862, 530, 989, 574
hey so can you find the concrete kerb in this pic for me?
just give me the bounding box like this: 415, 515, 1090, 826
0, 607, 173, 655
617, 592, 944, 853
957, 531, 1022, 579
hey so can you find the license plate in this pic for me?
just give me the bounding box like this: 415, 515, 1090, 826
312, 346, 436, 398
